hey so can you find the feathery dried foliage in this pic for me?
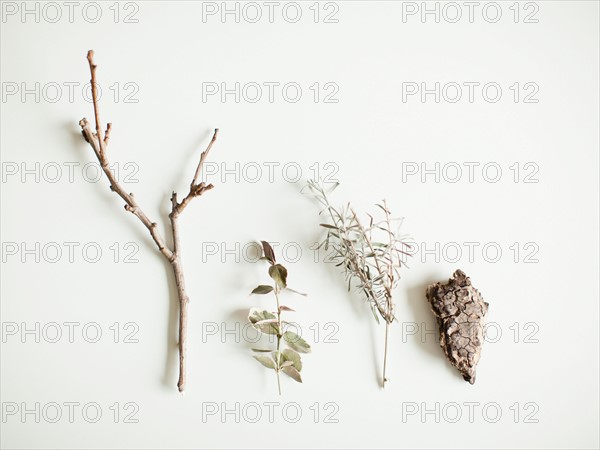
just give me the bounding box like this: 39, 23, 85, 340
304, 180, 411, 387
249, 241, 310, 395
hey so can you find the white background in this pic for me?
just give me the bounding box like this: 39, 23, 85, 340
1, 1, 599, 448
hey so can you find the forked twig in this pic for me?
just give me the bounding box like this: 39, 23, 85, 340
79, 50, 218, 392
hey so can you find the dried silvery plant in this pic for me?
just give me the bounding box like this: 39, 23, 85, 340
78, 51, 219, 392
425, 270, 488, 384
305, 180, 411, 388
248, 241, 310, 395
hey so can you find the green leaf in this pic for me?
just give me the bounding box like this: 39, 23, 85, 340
281, 348, 303, 372
248, 309, 279, 335
268, 264, 288, 288
251, 285, 274, 295
253, 355, 276, 370
280, 360, 295, 368
283, 331, 311, 353
261, 241, 276, 264
251, 348, 271, 353
282, 365, 302, 383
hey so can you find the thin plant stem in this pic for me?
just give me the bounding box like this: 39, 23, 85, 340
383, 321, 389, 388
275, 286, 282, 396
276, 367, 282, 396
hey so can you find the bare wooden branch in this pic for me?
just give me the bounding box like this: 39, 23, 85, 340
171, 129, 218, 217
79, 50, 219, 392
79, 117, 175, 262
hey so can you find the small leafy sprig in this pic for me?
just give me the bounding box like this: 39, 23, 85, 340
249, 241, 310, 395
305, 180, 411, 387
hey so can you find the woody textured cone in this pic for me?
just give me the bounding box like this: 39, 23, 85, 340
425, 270, 488, 384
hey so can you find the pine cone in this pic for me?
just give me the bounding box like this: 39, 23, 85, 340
425, 270, 489, 384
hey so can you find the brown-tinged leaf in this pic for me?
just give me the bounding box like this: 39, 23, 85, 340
279, 305, 295, 312
261, 241, 276, 264
268, 264, 288, 288
255, 317, 278, 324
282, 365, 302, 383
253, 355, 276, 370
251, 285, 274, 295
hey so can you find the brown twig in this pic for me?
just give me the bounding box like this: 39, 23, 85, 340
79, 50, 218, 392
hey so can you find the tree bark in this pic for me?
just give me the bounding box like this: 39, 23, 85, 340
425, 270, 489, 384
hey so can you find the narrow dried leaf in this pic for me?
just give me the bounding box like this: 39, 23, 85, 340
285, 288, 307, 297
331, 181, 340, 191
376, 203, 389, 214
370, 304, 381, 324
